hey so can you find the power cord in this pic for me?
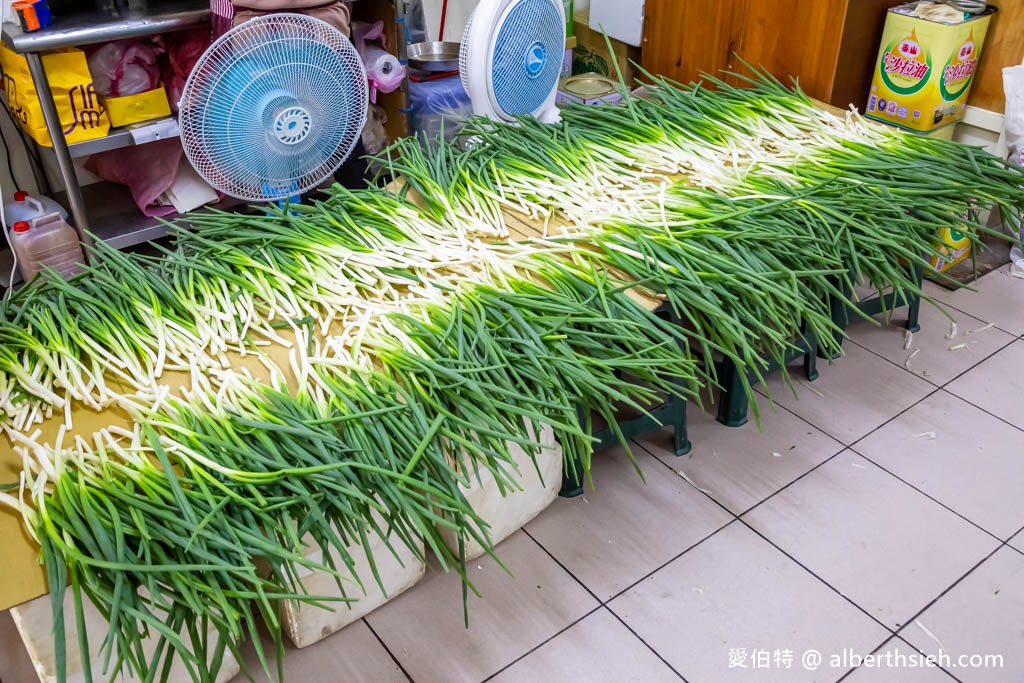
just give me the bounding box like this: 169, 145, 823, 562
0, 121, 22, 191
0, 179, 20, 297
1, 101, 52, 195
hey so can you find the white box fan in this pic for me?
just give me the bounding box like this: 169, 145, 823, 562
459, 0, 566, 124
179, 14, 369, 202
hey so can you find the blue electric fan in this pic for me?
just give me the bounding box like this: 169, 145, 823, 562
459, 0, 566, 124
179, 14, 369, 202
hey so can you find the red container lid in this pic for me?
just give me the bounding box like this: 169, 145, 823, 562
12, 220, 30, 233
13, 191, 28, 202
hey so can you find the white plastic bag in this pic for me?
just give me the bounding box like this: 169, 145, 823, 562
1002, 64, 1024, 276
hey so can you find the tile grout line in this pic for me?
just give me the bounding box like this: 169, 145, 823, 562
362, 617, 417, 683
520, 526, 606, 605
832, 384, 943, 452
478, 606, 602, 683
849, 446, 1008, 545
835, 634, 964, 683
846, 330, 1018, 392
632, 436, 747, 519
931, 387, 1024, 439
638, 334, 1013, 682
751, 368, 940, 454
621, 300, 1015, 682
889, 541, 1007, 652
893, 280, 1019, 333
836, 333, 1024, 540
927, 285, 1023, 339
592, 510, 898, 643
632, 334, 1005, 628
478, 298, 1015, 683
834, 632, 918, 683
732, 516, 899, 636
633, 427, 844, 520
600, 605, 689, 682
596, 517, 737, 607
644, 427, 1011, 641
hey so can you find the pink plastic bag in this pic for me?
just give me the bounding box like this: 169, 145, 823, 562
160, 29, 212, 112
87, 37, 165, 98
85, 138, 184, 218
353, 21, 406, 103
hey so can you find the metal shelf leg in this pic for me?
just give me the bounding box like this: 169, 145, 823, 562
24, 53, 93, 256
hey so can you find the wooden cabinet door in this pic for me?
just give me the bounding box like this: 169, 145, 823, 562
642, 0, 850, 101
641, 0, 739, 86
725, 0, 849, 100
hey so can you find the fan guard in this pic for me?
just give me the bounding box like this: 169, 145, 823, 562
460, 0, 565, 124
179, 14, 369, 201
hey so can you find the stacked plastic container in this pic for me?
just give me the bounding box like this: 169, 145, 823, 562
3, 192, 84, 282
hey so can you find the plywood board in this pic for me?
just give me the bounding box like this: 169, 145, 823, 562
968, 0, 1024, 114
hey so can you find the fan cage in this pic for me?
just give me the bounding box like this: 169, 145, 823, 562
179, 14, 368, 201
459, 8, 478, 96
489, 0, 564, 118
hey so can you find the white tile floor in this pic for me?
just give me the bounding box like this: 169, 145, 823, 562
1, 267, 1022, 682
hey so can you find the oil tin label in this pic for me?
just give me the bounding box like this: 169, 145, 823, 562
940, 31, 979, 101
927, 225, 971, 275
881, 29, 931, 95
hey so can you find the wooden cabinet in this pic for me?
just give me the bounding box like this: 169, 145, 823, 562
966, 0, 1024, 113
643, 0, 1024, 113
642, 0, 908, 110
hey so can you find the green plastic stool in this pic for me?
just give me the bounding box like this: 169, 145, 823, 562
559, 307, 692, 498
715, 327, 819, 428
822, 265, 924, 360
559, 392, 692, 498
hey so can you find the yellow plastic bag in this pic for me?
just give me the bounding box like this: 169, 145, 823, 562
0, 44, 109, 147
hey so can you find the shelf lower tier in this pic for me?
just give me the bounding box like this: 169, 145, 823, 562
55, 180, 243, 251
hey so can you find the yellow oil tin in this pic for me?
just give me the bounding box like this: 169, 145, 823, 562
866, 3, 994, 134
927, 225, 972, 275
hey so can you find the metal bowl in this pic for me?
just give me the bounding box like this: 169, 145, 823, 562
407, 41, 461, 72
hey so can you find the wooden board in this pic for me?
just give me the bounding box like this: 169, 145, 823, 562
642, 0, 849, 101
0, 341, 292, 611
0, 191, 664, 611
641, 0, 740, 88
968, 0, 1024, 114
0, 473, 48, 612
641, 0, 1022, 115
725, 0, 849, 101
829, 0, 895, 110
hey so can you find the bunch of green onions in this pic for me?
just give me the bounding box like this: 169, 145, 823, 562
0, 69, 1021, 682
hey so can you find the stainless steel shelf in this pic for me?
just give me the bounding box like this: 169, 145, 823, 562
1, 1, 209, 54
67, 116, 181, 159
55, 181, 242, 251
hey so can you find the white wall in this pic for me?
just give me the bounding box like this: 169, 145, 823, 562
418, 0, 584, 41
420, 0, 476, 42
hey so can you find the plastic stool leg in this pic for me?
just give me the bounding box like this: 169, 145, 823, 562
559, 454, 585, 498
561, 404, 588, 498
821, 278, 852, 360
672, 395, 692, 456
802, 325, 820, 381
716, 359, 749, 428
907, 264, 923, 333
804, 344, 820, 382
